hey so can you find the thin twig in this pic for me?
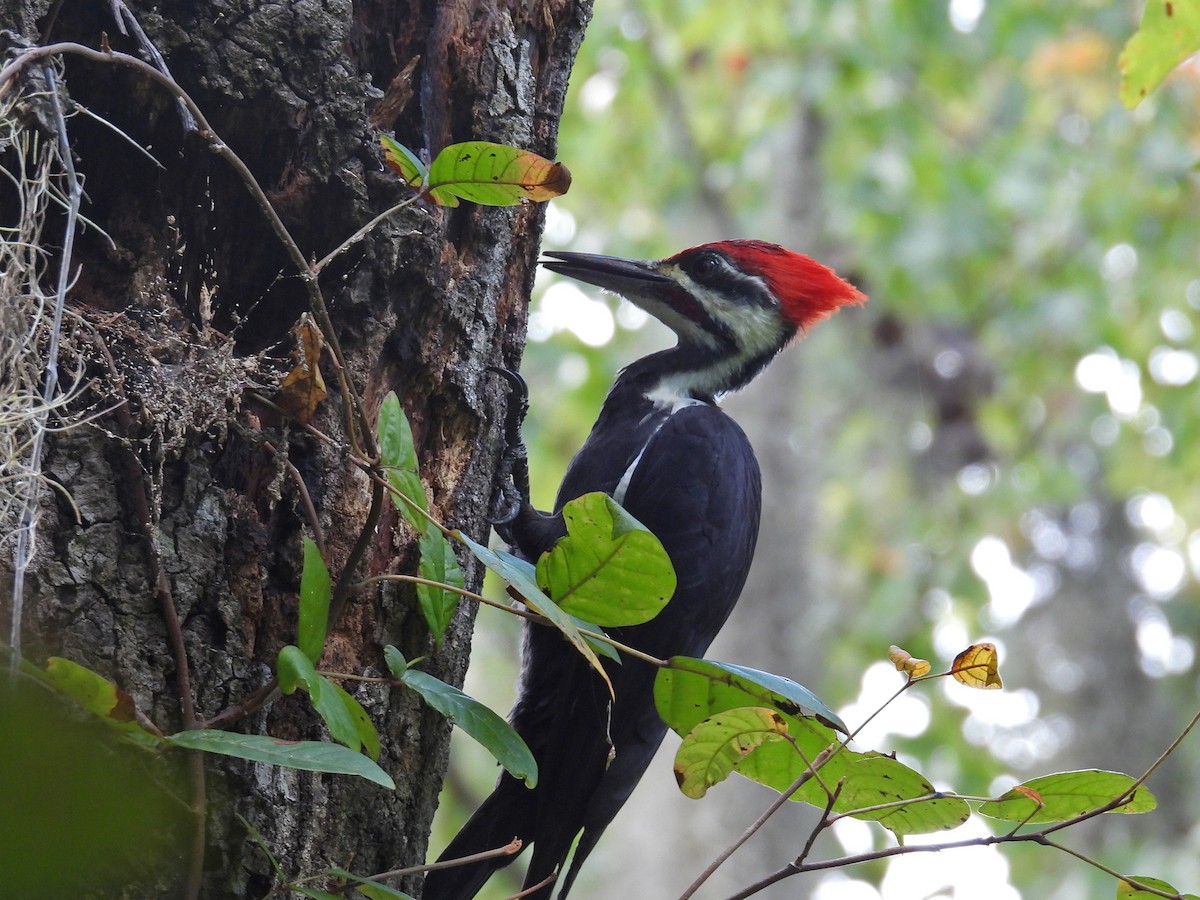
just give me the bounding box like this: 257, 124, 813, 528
680, 749, 834, 900
361, 573, 670, 667
0, 42, 376, 460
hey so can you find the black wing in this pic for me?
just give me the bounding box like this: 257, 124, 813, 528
425, 403, 761, 900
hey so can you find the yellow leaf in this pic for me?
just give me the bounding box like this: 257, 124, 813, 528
951, 643, 1003, 690
888, 645, 932, 679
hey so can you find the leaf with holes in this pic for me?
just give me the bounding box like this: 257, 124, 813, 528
674, 708, 790, 799
425, 141, 571, 207
1119, 0, 1200, 108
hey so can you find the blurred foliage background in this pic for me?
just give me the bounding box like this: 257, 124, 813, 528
433, 1, 1200, 897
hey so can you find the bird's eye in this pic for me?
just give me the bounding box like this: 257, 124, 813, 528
691, 253, 721, 279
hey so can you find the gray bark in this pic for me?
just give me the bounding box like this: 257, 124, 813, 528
2, 0, 590, 896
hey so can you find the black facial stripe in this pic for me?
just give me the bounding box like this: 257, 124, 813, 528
682, 254, 774, 310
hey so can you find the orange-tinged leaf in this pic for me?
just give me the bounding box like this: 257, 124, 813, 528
951, 642, 1003, 689
426, 141, 571, 207
1012, 785, 1043, 805
276, 314, 327, 423
380, 135, 427, 188
888, 644, 931, 678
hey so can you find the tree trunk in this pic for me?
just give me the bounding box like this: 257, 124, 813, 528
1, 1, 590, 896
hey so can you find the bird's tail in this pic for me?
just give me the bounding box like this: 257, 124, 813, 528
421, 773, 534, 900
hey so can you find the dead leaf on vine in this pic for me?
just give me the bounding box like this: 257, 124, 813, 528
888, 644, 932, 679
951, 642, 1003, 690
276, 314, 327, 423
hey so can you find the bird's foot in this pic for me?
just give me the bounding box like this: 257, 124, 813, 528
487, 366, 532, 543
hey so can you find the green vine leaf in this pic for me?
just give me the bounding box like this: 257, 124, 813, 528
42, 657, 159, 746
380, 135, 428, 189
299, 537, 332, 663
655, 656, 847, 735
325, 868, 415, 899
454, 530, 611, 692
276, 645, 380, 758
167, 731, 394, 789
381, 137, 571, 207
426, 141, 571, 207
378, 391, 429, 532
978, 770, 1157, 823
536, 492, 675, 627
378, 391, 464, 642
391, 657, 537, 788
416, 527, 463, 644
674, 707, 790, 799
1117, 874, 1200, 899
1119, 0, 1200, 108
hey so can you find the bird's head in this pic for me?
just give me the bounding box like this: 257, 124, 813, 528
541, 240, 866, 396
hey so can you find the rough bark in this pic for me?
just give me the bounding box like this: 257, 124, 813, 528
1, 0, 590, 896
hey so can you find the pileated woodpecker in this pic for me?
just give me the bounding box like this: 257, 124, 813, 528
423, 241, 864, 900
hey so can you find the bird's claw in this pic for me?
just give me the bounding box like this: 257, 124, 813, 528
488, 366, 532, 543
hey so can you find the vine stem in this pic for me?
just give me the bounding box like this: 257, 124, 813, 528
0, 41, 375, 460
677, 749, 834, 900
360, 574, 669, 668
724, 705, 1200, 900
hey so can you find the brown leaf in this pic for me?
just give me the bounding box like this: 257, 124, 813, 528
276, 314, 327, 423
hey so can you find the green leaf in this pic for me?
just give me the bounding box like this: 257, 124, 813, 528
276, 645, 365, 754
294, 889, 343, 900
536, 492, 675, 627
42, 657, 159, 746
352, 885, 415, 900
652, 657, 962, 834
1118, 875, 1200, 899
400, 668, 538, 787
655, 657, 847, 734
166, 730, 394, 789
378, 391, 429, 532
454, 530, 544, 602
454, 530, 610, 689
277, 643, 318, 695
416, 527, 464, 643
380, 135, 428, 188
299, 537, 332, 663
326, 868, 415, 899
797, 752, 971, 835
674, 708, 790, 799
426, 141, 571, 207
978, 770, 1157, 823
328, 681, 382, 761
1119, 0, 1200, 108
383, 644, 408, 677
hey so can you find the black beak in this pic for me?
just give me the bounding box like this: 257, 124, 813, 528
540, 251, 673, 294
